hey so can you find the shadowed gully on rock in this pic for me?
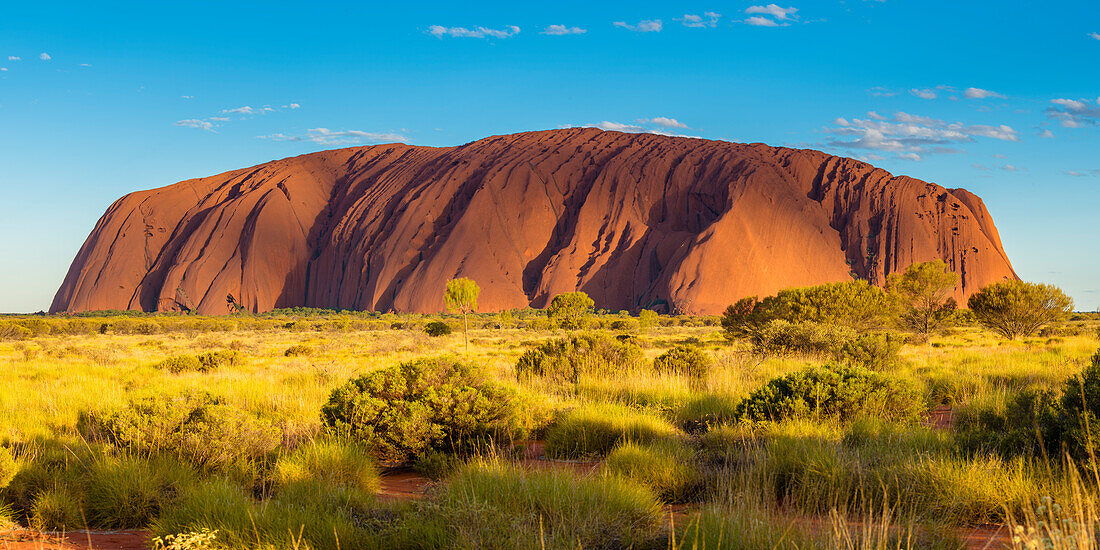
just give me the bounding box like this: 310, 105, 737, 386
51, 128, 1017, 315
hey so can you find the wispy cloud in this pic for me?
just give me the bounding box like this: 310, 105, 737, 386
745, 4, 798, 20
427, 25, 520, 39
1047, 98, 1100, 127
7, 56, 19, 61
826, 111, 1019, 160
0, 67, 7, 72
174, 119, 216, 132
541, 24, 586, 35
221, 105, 277, 116
639, 116, 689, 129
744, 16, 780, 27
676, 12, 721, 28
260, 128, 408, 145
613, 19, 663, 32
38, 52, 50, 61
1038, 128, 1054, 138
1090, 32, 1100, 40
910, 88, 938, 100
963, 87, 1005, 99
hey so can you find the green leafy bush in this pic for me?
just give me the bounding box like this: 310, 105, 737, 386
544, 403, 683, 458
652, 345, 712, 380
284, 344, 313, 357
321, 358, 534, 462
603, 440, 700, 503
426, 460, 662, 549
423, 321, 453, 337
725, 281, 897, 337
514, 333, 644, 385
749, 320, 902, 369
609, 318, 639, 332
734, 364, 922, 423
547, 291, 595, 330
78, 392, 280, 471
968, 280, 1074, 339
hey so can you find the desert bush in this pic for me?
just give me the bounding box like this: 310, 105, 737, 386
653, 345, 713, 380
603, 440, 701, 503
0, 320, 32, 341
196, 350, 241, 371
321, 357, 534, 462
423, 320, 453, 337
749, 320, 902, 369
638, 309, 659, 330
886, 260, 960, 334
283, 344, 313, 357
514, 332, 644, 386
156, 355, 203, 373
609, 318, 639, 332
426, 460, 662, 549
734, 364, 922, 423
968, 281, 1074, 339
727, 281, 897, 335
544, 403, 683, 458
13, 318, 52, 337
78, 392, 280, 471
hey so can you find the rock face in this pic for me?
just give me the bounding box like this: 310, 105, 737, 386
52, 128, 1017, 315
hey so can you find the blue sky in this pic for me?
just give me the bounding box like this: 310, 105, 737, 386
1, 0, 1098, 312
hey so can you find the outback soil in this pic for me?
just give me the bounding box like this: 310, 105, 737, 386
52, 128, 1016, 316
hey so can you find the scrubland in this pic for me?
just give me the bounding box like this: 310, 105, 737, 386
0, 306, 1098, 549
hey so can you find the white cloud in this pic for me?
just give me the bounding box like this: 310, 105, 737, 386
39, 53, 50, 61
677, 12, 721, 28
79, 63, 91, 67
7, 56, 19, 61
897, 152, 922, 161
910, 88, 937, 100
541, 24, 586, 35
640, 116, 689, 129
1001, 164, 1021, 172
174, 119, 216, 132
866, 111, 887, 120
0, 67, 6, 72
963, 87, 1005, 99
972, 163, 988, 171
825, 111, 1019, 160
1067, 171, 1087, 176
868, 87, 896, 98
1038, 129, 1054, 138
834, 117, 849, 126
1047, 97, 1100, 127
209, 117, 230, 121
744, 16, 781, 27
613, 20, 663, 32
1090, 32, 1100, 40
287, 103, 301, 109
260, 128, 408, 145
746, 4, 798, 19
428, 25, 520, 39
221, 105, 277, 116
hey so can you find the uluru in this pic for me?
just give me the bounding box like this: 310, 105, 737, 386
51, 128, 1017, 315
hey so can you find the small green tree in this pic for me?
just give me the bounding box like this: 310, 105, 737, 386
547, 292, 595, 330
444, 278, 480, 354
638, 309, 659, 331
886, 260, 960, 334
720, 296, 767, 340
967, 280, 1073, 339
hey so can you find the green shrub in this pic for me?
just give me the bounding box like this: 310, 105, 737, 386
674, 394, 741, 432
423, 321, 453, 337
413, 449, 464, 481
321, 358, 533, 462
78, 392, 280, 471
515, 333, 644, 386
427, 460, 662, 549
609, 318, 639, 332
30, 487, 84, 530
156, 355, 203, 373
544, 403, 683, 458
284, 344, 313, 357
968, 280, 1074, 339
653, 345, 712, 380
0, 446, 15, 489
734, 364, 922, 423
196, 350, 241, 371
603, 440, 700, 503
728, 280, 897, 334
749, 320, 901, 369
